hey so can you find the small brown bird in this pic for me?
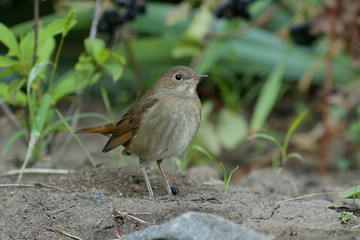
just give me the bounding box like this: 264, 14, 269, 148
76, 66, 207, 200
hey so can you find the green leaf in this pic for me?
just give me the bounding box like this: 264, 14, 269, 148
285, 152, 304, 163
338, 186, 360, 199
97, 49, 110, 65
35, 93, 52, 132
196, 40, 227, 74
51, 71, 101, 105
0, 22, 20, 57
0, 82, 26, 106
84, 38, 109, 65
283, 109, 308, 155
216, 109, 248, 150
0, 55, 15, 67
249, 133, 282, 151
27, 61, 50, 130
19, 31, 36, 61
220, 162, 228, 185
250, 45, 290, 132
103, 59, 124, 81
62, 10, 77, 37
1, 129, 27, 157
8, 78, 24, 99
37, 37, 55, 62
188, 144, 215, 162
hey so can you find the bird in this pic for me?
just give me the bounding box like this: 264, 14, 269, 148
76, 66, 207, 200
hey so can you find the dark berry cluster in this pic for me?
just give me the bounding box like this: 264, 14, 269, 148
98, 0, 147, 33
215, 0, 255, 20
290, 22, 319, 46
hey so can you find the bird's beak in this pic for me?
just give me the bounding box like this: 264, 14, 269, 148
195, 74, 208, 80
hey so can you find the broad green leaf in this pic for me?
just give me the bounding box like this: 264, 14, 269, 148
35, 93, 52, 132
0, 82, 26, 106
37, 37, 55, 62
97, 49, 110, 65
8, 78, 23, 98
27, 61, 50, 131
51, 71, 101, 104
19, 31, 35, 60
0, 22, 20, 57
1, 129, 27, 157
250, 46, 289, 132
39, 18, 77, 43
338, 186, 360, 199
84, 38, 109, 65
216, 109, 248, 150
0, 56, 15, 67
62, 10, 77, 37
75, 62, 96, 72
103, 60, 124, 81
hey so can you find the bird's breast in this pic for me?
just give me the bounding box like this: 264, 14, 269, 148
128, 95, 201, 161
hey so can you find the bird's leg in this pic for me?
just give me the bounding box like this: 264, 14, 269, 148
140, 159, 156, 200
156, 159, 176, 199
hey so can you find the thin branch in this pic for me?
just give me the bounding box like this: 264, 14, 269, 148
277, 192, 339, 203
1, 168, 74, 177
89, 0, 102, 40
0, 184, 35, 188
42, 226, 83, 240
32, 0, 39, 66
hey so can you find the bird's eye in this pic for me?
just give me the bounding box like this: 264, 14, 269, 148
175, 74, 182, 80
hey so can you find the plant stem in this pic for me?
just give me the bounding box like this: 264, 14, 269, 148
48, 35, 65, 94
89, 0, 102, 40
319, 0, 337, 174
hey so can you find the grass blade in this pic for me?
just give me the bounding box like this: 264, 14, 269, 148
283, 109, 308, 156
55, 109, 96, 168
250, 45, 290, 132
100, 86, 114, 121
249, 133, 282, 151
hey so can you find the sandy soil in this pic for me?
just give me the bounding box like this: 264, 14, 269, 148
0, 164, 360, 240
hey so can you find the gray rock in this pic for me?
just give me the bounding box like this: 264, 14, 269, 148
122, 212, 273, 240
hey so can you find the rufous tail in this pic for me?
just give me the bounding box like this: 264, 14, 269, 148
76, 123, 116, 138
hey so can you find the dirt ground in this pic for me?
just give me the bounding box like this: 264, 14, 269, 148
1, 113, 360, 240
1, 164, 360, 240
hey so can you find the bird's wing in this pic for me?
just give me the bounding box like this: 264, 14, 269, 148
102, 96, 159, 153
